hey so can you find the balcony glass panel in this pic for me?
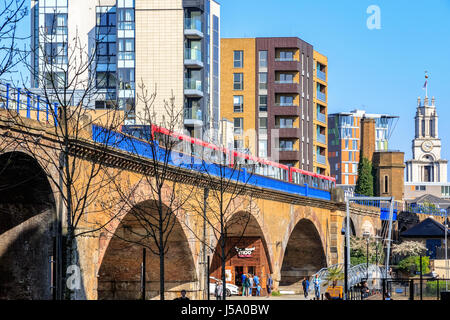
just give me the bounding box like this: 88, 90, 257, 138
316, 154, 326, 165
317, 112, 326, 123
317, 69, 326, 81
317, 91, 326, 102
184, 106, 202, 120
185, 18, 202, 32
184, 78, 202, 91
185, 48, 202, 61
316, 133, 326, 144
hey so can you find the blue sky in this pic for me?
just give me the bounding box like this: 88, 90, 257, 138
7, 0, 450, 178
221, 0, 450, 176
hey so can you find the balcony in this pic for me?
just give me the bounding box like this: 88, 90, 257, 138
277, 127, 301, 138
184, 79, 203, 97
316, 133, 326, 144
317, 70, 326, 82
316, 154, 326, 165
279, 150, 300, 161
184, 18, 203, 39
274, 59, 300, 71
316, 112, 326, 123
184, 106, 203, 126
184, 48, 203, 68
317, 91, 326, 102
274, 82, 300, 93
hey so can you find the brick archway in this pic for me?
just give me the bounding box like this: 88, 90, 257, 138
279, 218, 327, 288
97, 199, 198, 300
0, 151, 56, 299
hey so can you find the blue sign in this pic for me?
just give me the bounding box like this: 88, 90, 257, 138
380, 208, 397, 221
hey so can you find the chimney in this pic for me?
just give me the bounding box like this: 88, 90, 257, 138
360, 117, 376, 162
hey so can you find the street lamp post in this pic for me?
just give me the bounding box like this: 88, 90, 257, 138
445, 210, 448, 291
363, 232, 371, 281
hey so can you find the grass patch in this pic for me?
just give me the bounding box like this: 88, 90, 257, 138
271, 291, 281, 296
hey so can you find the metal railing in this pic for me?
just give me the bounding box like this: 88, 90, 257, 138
0, 82, 59, 126
316, 133, 326, 144
316, 112, 326, 123
309, 263, 389, 296
317, 70, 326, 82
317, 91, 326, 102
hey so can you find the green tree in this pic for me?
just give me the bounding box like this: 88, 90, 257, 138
355, 157, 374, 196
398, 256, 430, 275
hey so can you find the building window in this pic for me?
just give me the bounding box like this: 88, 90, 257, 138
233, 73, 243, 90
259, 140, 268, 158
279, 51, 294, 61
259, 117, 267, 132
233, 95, 243, 113
118, 68, 135, 90
45, 13, 68, 35
278, 95, 294, 106
118, 7, 135, 30
277, 117, 294, 128
279, 140, 294, 151
384, 175, 389, 193
234, 50, 243, 68
234, 117, 243, 135
118, 38, 135, 60
259, 50, 268, 68
259, 72, 267, 90
234, 139, 243, 149
259, 95, 267, 112
278, 73, 294, 83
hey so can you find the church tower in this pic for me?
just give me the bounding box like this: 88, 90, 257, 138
405, 76, 448, 183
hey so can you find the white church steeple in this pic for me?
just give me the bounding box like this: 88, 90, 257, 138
406, 74, 447, 183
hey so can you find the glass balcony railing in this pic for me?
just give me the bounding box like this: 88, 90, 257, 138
184, 78, 202, 91
275, 102, 296, 107
275, 80, 295, 84
316, 154, 326, 165
316, 112, 326, 123
317, 70, 326, 81
317, 91, 326, 102
185, 48, 202, 61
185, 18, 202, 32
275, 57, 295, 61
316, 133, 326, 144
184, 107, 202, 120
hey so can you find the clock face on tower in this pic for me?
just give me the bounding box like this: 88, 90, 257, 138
421, 140, 433, 152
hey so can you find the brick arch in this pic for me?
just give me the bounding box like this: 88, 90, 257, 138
97, 194, 199, 300
278, 208, 327, 288
0, 150, 57, 299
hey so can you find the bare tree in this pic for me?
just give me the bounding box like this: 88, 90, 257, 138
102, 81, 197, 300
0, 0, 28, 79
3, 19, 126, 300
181, 149, 260, 300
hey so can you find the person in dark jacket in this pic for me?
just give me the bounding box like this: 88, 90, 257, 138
266, 274, 273, 297
301, 277, 310, 298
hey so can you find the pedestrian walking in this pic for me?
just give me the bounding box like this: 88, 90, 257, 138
248, 274, 254, 296
215, 280, 223, 300
241, 273, 247, 296
301, 277, 310, 298
266, 274, 273, 297
254, 274, 260, 296
313, 274, 321, 300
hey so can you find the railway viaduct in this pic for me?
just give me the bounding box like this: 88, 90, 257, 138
0, 109, 382, 300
